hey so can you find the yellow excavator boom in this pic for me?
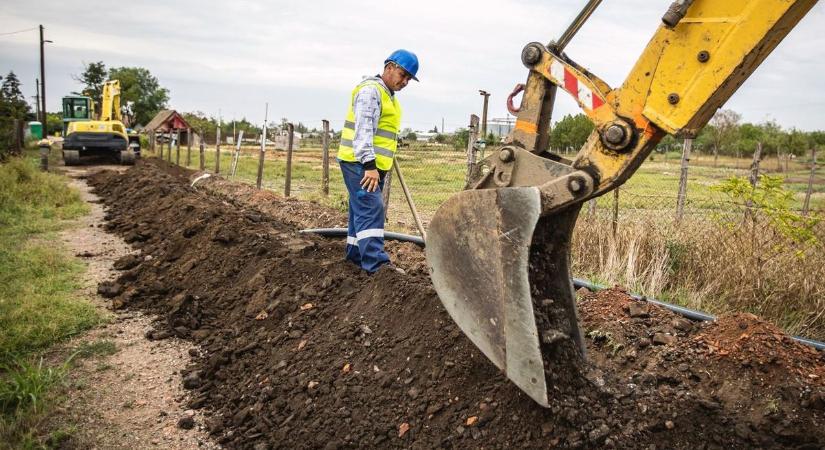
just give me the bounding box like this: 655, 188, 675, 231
426, 0, 817, 407
100, 80, 122, 122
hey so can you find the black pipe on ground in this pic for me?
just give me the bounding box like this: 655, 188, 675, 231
301, 227, 825, 351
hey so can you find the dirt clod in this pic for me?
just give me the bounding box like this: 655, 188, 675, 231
87, 159, 825, 449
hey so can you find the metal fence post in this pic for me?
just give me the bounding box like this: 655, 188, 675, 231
322, 119, 330, 196
284, 123, 294, 197
675, 138, 693, 222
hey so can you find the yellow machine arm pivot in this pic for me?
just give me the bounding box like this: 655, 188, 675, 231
426, 0, 817, 407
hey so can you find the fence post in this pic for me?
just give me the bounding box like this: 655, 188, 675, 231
284, 123, 294, 197
322, 119, 330, 196
256, 127, 266, 189
186, 128, 192, 167
199, 129, 205, 170
150, 130, 156, 154
465, 114, 480, 187
39, 139, 49, 171
159, 129, 165, 159
802, 148, 816, 217
675, 138, 693, 222
749, 142, 763, 187
745, 141, 763, 220
612, 188, 619, 237
175, 129, 181, 165
215, 126, 222, 173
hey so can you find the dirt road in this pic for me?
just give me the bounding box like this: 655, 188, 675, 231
81, 158, 825, 449
52, 164, 218, 449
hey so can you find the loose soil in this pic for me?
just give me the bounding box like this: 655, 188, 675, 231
88, 158, 825, 449
47, 168, 217, 449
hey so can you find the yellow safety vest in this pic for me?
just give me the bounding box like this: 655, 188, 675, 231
337, 79, 402, 171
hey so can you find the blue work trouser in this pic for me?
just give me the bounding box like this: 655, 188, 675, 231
339, 160, 389, 273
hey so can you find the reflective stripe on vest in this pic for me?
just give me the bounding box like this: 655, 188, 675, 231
337, 79, 402, 171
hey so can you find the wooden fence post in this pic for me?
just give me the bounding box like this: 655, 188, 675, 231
464, 114, 480, 188
675, 138, 693, 222
215, 126, 221, 173
744, 141, 763, 220
322, 119, 330, 196
199, 129, 205, 170
256, 127, 266, 189
802, 148, 816, 217
175, 129, 181, 165
186, 128, 192, 167
284, 123, 294, 197
159, 129, 164, 160
150, 130, 156, 154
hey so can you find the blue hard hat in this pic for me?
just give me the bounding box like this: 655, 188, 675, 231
385, 49, 419, 81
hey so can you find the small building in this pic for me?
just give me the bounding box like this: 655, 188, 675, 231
143, 110, 200, 145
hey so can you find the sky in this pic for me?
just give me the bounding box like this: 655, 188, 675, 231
1, 0, 824, 132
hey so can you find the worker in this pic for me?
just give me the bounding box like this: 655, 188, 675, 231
337, 49, 419, 273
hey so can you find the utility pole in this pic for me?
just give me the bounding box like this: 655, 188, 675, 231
39, 25, 49, 126
442, 117, 445, 134
479, 90, 490, 139
34, 78, 41, 119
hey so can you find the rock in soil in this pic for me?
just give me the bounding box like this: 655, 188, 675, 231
88, 159, 825, 449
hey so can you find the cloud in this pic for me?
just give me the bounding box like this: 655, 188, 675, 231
1, 0, 823, 130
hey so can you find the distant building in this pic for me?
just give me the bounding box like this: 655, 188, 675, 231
487, 117, 515, 137
143, 110, 200, 145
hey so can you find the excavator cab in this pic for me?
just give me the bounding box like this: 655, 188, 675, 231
426, 0, 817, 407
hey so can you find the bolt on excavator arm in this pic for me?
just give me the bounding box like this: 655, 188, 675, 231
426, 0, 818, 407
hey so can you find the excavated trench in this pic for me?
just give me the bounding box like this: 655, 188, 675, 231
88, 159, 825, 449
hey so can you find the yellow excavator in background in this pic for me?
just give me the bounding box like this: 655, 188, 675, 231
62, 79, 140, 165
426, 0, 817, 407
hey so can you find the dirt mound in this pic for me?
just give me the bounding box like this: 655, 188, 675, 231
87, 159, 825, 449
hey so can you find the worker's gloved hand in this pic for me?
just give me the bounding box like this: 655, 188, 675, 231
361, 169, 380, 192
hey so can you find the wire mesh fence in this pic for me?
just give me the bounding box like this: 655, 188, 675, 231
148, 134, 825, 339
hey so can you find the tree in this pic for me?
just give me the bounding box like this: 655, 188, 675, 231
708, 109, 741, 165
1, 71, 30, 118
549, 114, 594, 153
74, 61, 107, 114
452, 128, 469, 150
108, 66, 169, 126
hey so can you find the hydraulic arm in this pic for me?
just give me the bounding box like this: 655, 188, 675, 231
426, 0, 818, 407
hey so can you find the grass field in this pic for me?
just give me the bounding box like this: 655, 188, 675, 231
0, 154, 105, 449
157, 143, 824, 227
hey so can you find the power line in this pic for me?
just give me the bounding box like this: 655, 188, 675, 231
0, 27, 37, 37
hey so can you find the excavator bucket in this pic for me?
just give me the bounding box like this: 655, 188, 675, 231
426, 186, 585, 407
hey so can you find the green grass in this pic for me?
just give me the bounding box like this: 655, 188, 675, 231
150, 144, 824, 233
0, 154, 104, 448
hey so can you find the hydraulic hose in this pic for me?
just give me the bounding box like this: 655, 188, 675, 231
300, 228, 825, 351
